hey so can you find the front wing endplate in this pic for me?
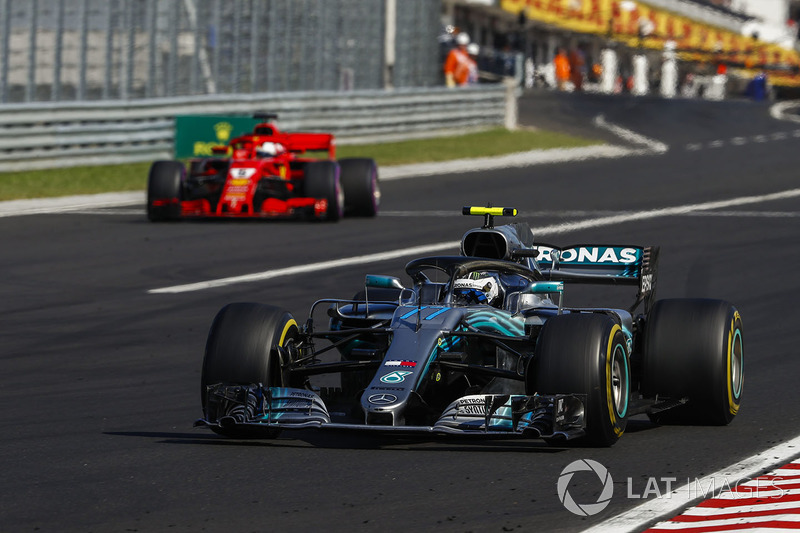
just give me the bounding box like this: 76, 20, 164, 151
196, 385, 586, 440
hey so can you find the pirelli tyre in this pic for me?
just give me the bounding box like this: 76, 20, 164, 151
201, 303, 299, 438
147, 160, 184, 221
304, 161, 344, 222
526, 313, 629, 447
642, 299, 743, 425
339, 158, 380, 217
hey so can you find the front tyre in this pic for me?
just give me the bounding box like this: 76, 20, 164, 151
642, 299, 743, 425
305, 161, 344, 222
526, 313, 629, 447
339, 158, 380, 217
201, 303, 299, 438
147, 160, 184, 221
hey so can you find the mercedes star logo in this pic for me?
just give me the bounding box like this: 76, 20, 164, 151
368, 393, 398, 405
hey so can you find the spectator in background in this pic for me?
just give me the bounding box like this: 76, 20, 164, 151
745, 71, 768, 100
444, 33, 477, 88
554, 48, 570, 91
568, 47, 585, 91
467, 43, 480, 85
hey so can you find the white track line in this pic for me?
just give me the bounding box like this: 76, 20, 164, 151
593, 114, 669, 153
377, 210, 800, 219
149, 241, 461, 294
149, 187, 800, 294
0, 192, 144, 218
379, 144, 643, 180
582, 436, 800, 533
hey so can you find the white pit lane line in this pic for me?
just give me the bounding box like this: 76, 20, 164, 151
149, 187, 800, 294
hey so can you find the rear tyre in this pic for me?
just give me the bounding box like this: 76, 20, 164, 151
526, 313, 629, 447
147, 160, 184, 221
642, 299, 743, 425
339, 158, 380, 217
201, 303, 299, 438
305, 161, 343, 221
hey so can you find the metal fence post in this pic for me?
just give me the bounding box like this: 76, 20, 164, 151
77, 0, 88, 101
146, 0, 156, 98
103, 2, 113, 99
503, 78, 518, 130
51, 0, 64, 101
384, 0, 396, 89
26, 0, 38, 102
249, 0, 258, 92
232, 0, 241, 94
0, 0, 10, 103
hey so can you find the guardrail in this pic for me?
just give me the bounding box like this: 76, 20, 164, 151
0, 83, 515, 172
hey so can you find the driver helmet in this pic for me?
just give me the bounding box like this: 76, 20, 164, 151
256, 141, 283, 157
453, 272, 502, 307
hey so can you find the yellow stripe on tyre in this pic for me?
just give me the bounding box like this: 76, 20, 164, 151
279, 319, 298, 346
727, 311, 743, 416
605, 324, 626, 437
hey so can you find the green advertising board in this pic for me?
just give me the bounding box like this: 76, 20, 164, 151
174, 115, 261, 159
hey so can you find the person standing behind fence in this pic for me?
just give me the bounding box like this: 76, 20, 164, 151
554, 48, 570, 91
444, 33, 477, 88
568, 47, 585, 91
467, 43, 480, 85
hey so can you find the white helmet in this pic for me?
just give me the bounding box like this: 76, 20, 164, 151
257, 141, 284, 157
453, 274, 501, 306
456, 32, 470, 46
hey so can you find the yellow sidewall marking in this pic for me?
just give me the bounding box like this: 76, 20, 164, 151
605, 324, 624, 436
279, 318, 298, 346
727, 311, 742, 415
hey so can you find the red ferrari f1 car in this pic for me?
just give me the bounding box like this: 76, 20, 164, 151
147, 113, 379, 222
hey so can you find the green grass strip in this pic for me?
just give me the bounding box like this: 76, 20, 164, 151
0, 127, 601, 201
337, 127, 601, 165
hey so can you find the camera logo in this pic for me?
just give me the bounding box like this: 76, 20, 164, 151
557, 459, 614, 516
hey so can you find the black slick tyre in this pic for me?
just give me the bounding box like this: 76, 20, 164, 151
304, 161, 344, 221
642, 299, 743, 425
339, 158, 380, 217
201, 303, 299, 438
526, 313, 629, 447
147, 160, 184, 221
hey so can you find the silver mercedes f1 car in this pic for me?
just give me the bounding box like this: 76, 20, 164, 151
196, 207, 743, 446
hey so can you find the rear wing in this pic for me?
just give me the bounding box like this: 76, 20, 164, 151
224, 132, 336, 159
279, 132, 335, 157
533, 244, 659, 314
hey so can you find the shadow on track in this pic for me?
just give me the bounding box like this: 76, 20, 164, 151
105, 418, 660, 452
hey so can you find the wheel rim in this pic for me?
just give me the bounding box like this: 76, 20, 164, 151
730, 328, 743, 399
610, 343, 629, 417
371, 171, 381, 210
336, 180, 344, 216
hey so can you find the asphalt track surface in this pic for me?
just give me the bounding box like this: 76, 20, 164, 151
3, 90, 800, 532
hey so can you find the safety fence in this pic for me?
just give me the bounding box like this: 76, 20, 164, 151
0, 0, 442, 103
0, 83, 514, 171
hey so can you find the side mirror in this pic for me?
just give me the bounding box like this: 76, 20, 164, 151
365, 275, 404, 290
528, 281, 564, 314
529, 281, 563, 295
